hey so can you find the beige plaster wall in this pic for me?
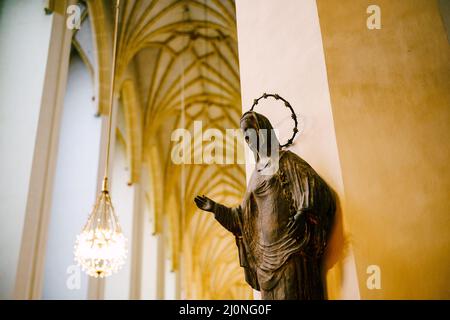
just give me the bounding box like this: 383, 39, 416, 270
316, 0, 450, 299
235, 0, 360, 299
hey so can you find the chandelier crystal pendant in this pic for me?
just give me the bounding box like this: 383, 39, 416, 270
74, 0, 127, 278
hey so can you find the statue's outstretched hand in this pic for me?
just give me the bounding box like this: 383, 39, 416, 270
194, 195, 216, 213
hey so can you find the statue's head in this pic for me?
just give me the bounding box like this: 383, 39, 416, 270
240, 111, 280, 157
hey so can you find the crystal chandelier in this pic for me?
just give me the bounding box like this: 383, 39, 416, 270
74, 0, 127, 278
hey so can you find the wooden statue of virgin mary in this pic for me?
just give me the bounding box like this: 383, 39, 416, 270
194, 104, 336, 300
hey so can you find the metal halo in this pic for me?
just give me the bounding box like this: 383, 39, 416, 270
249, 93, 298, 148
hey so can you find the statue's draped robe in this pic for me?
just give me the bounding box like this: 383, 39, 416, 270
214, 150, 335, 300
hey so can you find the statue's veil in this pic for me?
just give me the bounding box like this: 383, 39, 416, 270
240, 111, 280, 159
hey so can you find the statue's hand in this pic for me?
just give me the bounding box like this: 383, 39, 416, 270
287, 210, 306, 237
194, 195, 216, 213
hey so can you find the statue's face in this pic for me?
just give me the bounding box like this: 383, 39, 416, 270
240, 116, 259, 153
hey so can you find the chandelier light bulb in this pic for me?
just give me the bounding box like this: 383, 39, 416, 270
74, 188, 127, 278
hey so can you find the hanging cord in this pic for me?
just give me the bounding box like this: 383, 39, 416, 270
103, 0, 121, 192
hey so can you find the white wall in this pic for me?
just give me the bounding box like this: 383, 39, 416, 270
235, 0, 359, 299
0, 0, 53, 299
42, 53, 101, 299
140, 223, 159, 300
103, 140, 135, 299
164, 254, 176, 300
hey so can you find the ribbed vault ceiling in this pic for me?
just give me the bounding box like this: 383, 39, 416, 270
83, 0, 250, 299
